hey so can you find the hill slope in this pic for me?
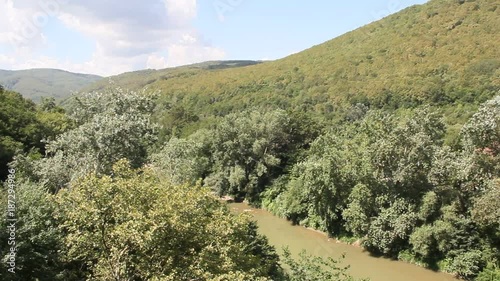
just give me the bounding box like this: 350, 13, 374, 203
0, 69, 102, 102
90, 0, 498, 118
86, 60, 263, 92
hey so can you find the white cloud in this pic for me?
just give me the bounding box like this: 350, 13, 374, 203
0, 0, 226, 76
164, 0, 197, 25
0, 0, 48, 50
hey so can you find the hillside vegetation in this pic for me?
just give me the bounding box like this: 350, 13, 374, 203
0, 69, 102, 102
1, 89, 365, 281
86, 0, 498, 121
0, 86, 71, 179
85, 60, 262, 93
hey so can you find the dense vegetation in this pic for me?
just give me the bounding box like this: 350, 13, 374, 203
1, 0, 499, 280
150, 95, 499, 280
0, 69, 102, 102
84, 60, 262, 95
0, 85, 71, 180
1, 89, 364, 281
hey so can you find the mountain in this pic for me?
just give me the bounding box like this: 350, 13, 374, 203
85, 60, 263, 92
87, 0, 499, 118
0, 69, 102, 102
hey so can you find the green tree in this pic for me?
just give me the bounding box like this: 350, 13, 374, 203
0, 90, 44, 180
472, 179, 500, 232
476, 263, 500, 281
461, 95, 500, 154
445, 250, 485, 280
150, 136, 210, 185
204, 109, 291, 202
364, 199, 418, 256
0, 180, 69, 281
342, 184, 375, 237
14, 88, 158, 192
55, 160, 281, 280
409, 224, 437, 259
370, 107, 445, 199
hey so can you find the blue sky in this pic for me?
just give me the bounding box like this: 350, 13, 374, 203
0, 0, 427, 76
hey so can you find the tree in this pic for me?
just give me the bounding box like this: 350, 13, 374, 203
55, 160, 281, 281
445, 250, 485, 280
14, 88, 158, 192
461, 95, 500, 154
204, 109, 291, 202
150, 136, 210, 185
342, 184, 375, 237
0, 90, 44, 180
472, 178, 500, 232
0, 181, 69, 281
409, 224, 437, 259
38, 97, 57, 112
476, 263, 500, 281
364, 199, 418, 256
370, 107, 445, 199
417, 191, 440, 222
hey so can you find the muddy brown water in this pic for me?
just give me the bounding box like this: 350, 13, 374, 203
230, 203, 459, 281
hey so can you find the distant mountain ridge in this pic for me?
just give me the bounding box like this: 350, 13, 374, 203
0, 69, 102, 102
85, 60, 263, 93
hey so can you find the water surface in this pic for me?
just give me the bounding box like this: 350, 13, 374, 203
230, 203, 458, 281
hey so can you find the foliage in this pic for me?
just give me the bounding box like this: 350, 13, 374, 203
342, 184, 375, 237
204, 109, 291, 201
364, 199, 418, 256
2, 3, 498, 281
152, 109, 312, 203
260, 96, 500, 279
472, 179, 500, 231
461, 94, 500, 153
55, 160, 281, 281
279, 248, 367, 281
150, 136, 210, 185
475, 263, 500, 281
445, 250, 485, 280
0, 181, 68, 281
12, 88, 158, 192
0, 89, 71, 180
370, 106, 445, 199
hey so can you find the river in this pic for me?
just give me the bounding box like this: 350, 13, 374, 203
230, 203, 459, 281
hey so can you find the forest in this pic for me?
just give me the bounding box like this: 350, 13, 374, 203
0, 83, 498, 280
1, 86, 374, 281
1, 0, 499, 280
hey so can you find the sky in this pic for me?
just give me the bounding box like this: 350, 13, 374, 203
0, 0, 428, 77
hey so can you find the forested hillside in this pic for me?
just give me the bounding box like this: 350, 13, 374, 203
85, 60, 262, 93
87, 0, 499, 120
0, 69, 102, 102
